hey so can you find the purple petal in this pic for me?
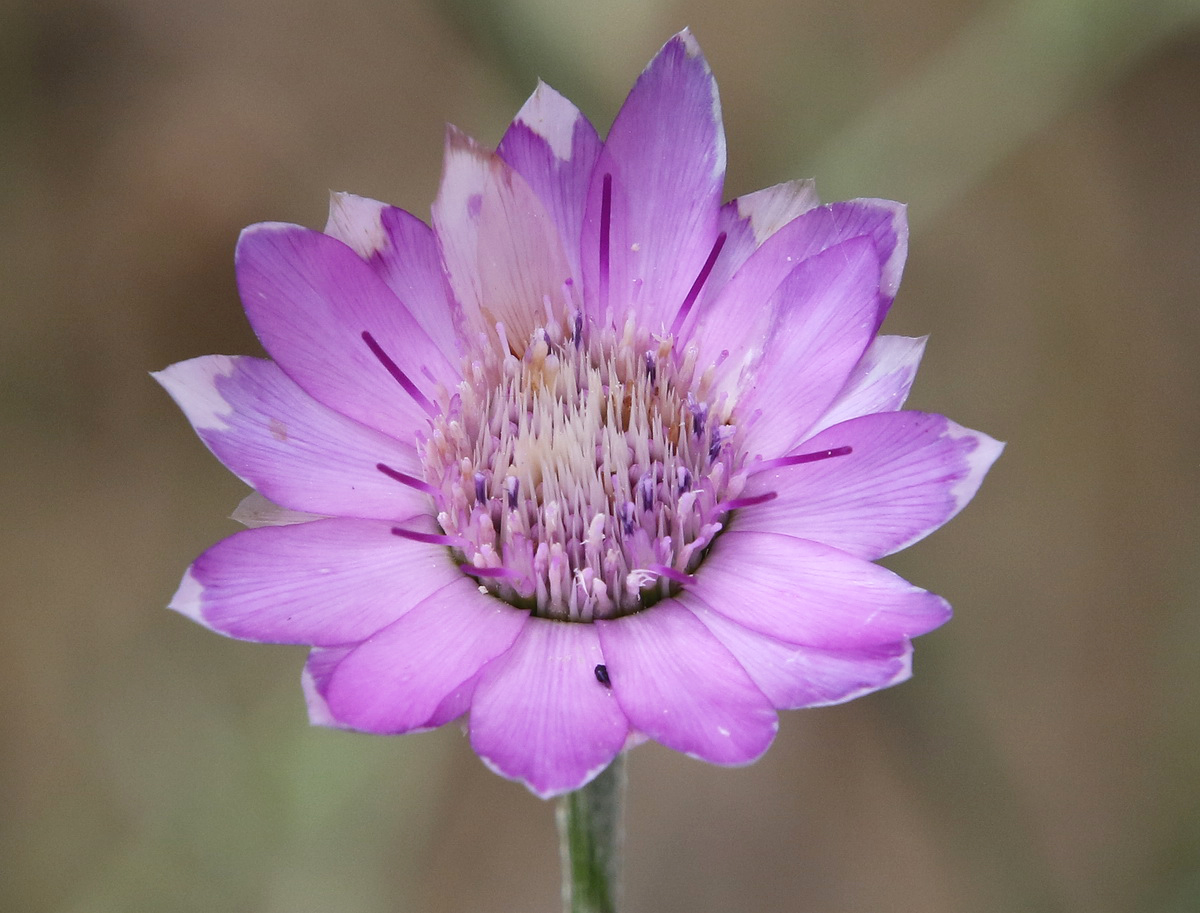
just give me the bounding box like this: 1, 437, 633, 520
432, 127, 575, 351
691, 530, 951, 648
303, 646, 352, 727
686, 180, 823, 330
596, 601, 777, 765
321, 577, 527, 734
469, 618, 629, 798
172, 517, 459, 646
740, 412, 1004, 559
235, 222, 457, 440
323, 192, 464, 366
498, 82, 602, 285
682, 593, 913, 708
581, 29, 725, 331
810, 335, 927, 433
154, 355, 430, 521
715, 179, 821, 278
736, 236, 885, 458
684, 199, 906, 377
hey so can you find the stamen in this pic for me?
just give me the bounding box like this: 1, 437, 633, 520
599, 172, 612, 321
361, 331, 436, 417
376, 462, 441, 498
670, 231, 727, 336
594, 664, 611, 687
754, 445, 853, 473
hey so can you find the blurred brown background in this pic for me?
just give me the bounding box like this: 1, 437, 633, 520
3, 0, 1199, 910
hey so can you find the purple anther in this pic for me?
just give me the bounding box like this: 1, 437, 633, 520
708, 433, 724, 461
676, 467, 693, 494
594, 664, 611, 688
688, 395, 708, 436
619, 501, 637, 536
637, 472, 656, 511
474, 471, 487, 504
505, 475, 520, 509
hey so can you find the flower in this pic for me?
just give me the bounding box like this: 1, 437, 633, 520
155, 30, 1002, 798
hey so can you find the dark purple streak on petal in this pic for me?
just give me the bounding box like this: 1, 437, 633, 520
671, 231, 727, 336
376, 462, 441, 499
361, 330, 437, 417
599, 172, 612, 320
719, 491, 778, 511
392, 527, 466, 547
755, 445, 853, 474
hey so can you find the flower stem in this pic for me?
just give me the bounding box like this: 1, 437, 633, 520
557, 755, 626, 913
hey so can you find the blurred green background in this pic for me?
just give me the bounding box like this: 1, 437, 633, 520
4, 0, 1199, 910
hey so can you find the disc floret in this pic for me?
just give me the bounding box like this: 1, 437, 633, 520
422, 314, 748, 622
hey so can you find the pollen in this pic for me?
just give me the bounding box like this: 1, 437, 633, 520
421, 313, 749, 622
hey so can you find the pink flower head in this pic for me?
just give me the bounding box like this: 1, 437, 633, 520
156, 31, 1001, 798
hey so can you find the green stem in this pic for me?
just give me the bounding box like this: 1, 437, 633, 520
556, 755, 626, 913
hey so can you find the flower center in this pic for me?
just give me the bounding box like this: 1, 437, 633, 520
419, 314, 749, 622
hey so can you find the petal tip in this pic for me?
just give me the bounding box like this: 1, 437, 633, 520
167, 567, 206, 625
324, 191, 390, 259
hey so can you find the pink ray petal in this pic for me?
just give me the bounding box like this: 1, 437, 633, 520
683, 593, 914, 709
154, 355, 429, 521
236, 222, 457, 440
433, 127, 575, 350
581, 30, 725, 331
740, 411, 1004, 559
470, 618, 629, 798
322, 578, 527, 734
173, 517, 458, 646
735, 236, 884, 458
811, 334, 928, 433
498, 82, 602, 285
323, 192, 464, 366
596, 601, 777, 765
693, 529, 951, 648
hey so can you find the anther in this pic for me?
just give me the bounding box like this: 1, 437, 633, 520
594, 664, 611, 687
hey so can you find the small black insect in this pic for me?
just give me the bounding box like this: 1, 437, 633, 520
593, 664, 611, 688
